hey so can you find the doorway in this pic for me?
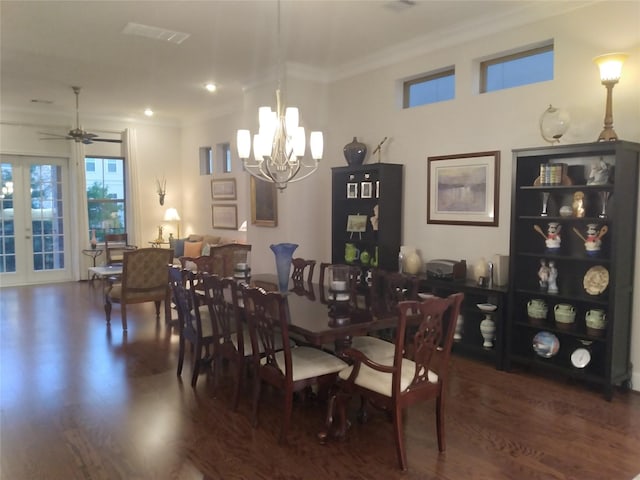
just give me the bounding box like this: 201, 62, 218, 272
0, 155, 72, 286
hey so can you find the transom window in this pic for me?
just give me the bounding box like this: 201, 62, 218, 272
403, 68, 455, 109
480, 43, 554, 93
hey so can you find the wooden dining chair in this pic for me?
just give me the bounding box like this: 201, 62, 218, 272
241, 285, 347, 443
104, 247, 174, 330
201, 274, 251, 409
168, 267, 215, 387
104, 233, 135, 266
321, 292, 464, 471
291, 258, 316, 284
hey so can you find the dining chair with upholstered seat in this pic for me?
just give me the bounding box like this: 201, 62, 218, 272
168, 267, 216, 387
318, 262, 393, 359
104, 233, 136, 266
291, 258, 316, 284
201, 274, 251, 409
320, 292, 464, 471
241, 285, 347, 443
104, 247, 174, 331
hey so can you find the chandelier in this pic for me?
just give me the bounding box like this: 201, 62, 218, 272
236, 1, 323, 191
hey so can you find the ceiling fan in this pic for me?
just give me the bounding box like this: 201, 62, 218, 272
39, 86, 121, 144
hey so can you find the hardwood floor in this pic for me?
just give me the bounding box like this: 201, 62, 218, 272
1, 281, 639, 479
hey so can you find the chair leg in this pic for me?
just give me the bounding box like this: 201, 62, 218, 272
232, 357, 244, 411
154, 300, 161, 318
121, 305, 127, 331
177, 336, 185, 377
251, 366, 261, 428
279, 387, 293, 444
393, 405, 408, 471
104, 296, 112, 324
436, 389, 446, 452
191, 340, 201, 388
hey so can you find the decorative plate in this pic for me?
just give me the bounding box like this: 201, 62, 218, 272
570, 347, 591, 368
583, 266, 609, 295
477, 303, 497, 312
532, 331, 560, 358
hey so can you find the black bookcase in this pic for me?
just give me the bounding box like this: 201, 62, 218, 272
331, 163, 403, 272
507, 141, 639, 399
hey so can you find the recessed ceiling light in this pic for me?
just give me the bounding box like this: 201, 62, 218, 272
205, 83, 217, 93
144, 108, 154, 117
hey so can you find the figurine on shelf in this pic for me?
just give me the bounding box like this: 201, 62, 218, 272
547, 260, 558, 294
538, 259, 550, 291
572, 191, 585, 218
587, 158, 610, 185
545, 222, 561, 252
370, 204, 379, 231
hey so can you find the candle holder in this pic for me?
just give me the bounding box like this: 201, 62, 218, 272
598, 191, 610, 219
327, 265, 351, 325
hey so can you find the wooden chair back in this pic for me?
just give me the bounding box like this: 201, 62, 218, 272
291, 258, 316, 283
105, 233, 133, 266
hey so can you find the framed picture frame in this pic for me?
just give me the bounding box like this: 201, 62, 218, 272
212, 204, 238, 230
250, 176, 278, 227
361, 181, 373, 198
375, 180, 380, 198
347, 182, 358, 199
346, 214, 368, 233
211, 178, 237, 200
427, 150, 500, 226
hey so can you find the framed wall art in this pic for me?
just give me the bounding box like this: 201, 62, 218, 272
347, 182, 358, 199
211, 178, 237, 200
427, 150, 500, 226
212, 204, 238, 229
361, 181, 372, 198
250, 176, 278, 227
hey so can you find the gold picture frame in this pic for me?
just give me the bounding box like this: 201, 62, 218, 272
427, 150, 500, 226
250, 176, 278, 227
211, 204, 238, 230
211, 178, 237, 200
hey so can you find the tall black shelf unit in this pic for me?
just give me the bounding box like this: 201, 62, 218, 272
507, 141, 639, 399
331, 163, 403, 271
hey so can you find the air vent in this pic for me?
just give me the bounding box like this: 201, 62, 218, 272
122, 22, 190, 44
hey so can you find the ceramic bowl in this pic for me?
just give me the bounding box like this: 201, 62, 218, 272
477, 303, 497, 312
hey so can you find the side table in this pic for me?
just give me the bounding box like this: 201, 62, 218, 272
82, 248, 104, 284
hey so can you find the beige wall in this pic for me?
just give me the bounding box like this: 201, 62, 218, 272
2, 2, 639, 389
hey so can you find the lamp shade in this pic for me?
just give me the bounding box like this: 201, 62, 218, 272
163, 208, 181, 222
594, 53, 628, 82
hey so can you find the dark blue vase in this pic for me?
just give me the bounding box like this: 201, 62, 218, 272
270, 243, 298, 293
343, 137, 367, 166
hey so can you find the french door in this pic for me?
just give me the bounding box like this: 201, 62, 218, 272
0, 155, 72, 286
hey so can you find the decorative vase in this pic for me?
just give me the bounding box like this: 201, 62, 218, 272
343, 137, 367, 166
90, 229, 97, 249
270, 243, 298, 293
480, 314, 495, 348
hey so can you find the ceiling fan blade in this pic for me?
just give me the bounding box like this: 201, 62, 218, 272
38, 132, 68, 140
93, 138, 123, 144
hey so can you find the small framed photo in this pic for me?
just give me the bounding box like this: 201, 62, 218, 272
347, 182, 358, 199
361, 181, 372, 198
346, 214, 368, 233
211, 178, 237, 200
211, 204, 238, 230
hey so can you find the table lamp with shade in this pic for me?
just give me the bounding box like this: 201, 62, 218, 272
163, 207, 181, 240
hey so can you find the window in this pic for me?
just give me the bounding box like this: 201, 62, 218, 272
480, 43, 553, 93
85, 156, 125, 242
219, 142, 232, 173
199, 147, 213, 175
403, 68, 455, 109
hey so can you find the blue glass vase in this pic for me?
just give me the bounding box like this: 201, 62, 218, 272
270, 243, 298, 293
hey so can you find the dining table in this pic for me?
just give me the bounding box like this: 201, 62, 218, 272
249, 273, 394, 352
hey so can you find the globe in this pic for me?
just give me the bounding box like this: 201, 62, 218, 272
539, 105, 570, 144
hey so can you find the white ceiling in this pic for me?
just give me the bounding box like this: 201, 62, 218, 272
0, 0, 592, 125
